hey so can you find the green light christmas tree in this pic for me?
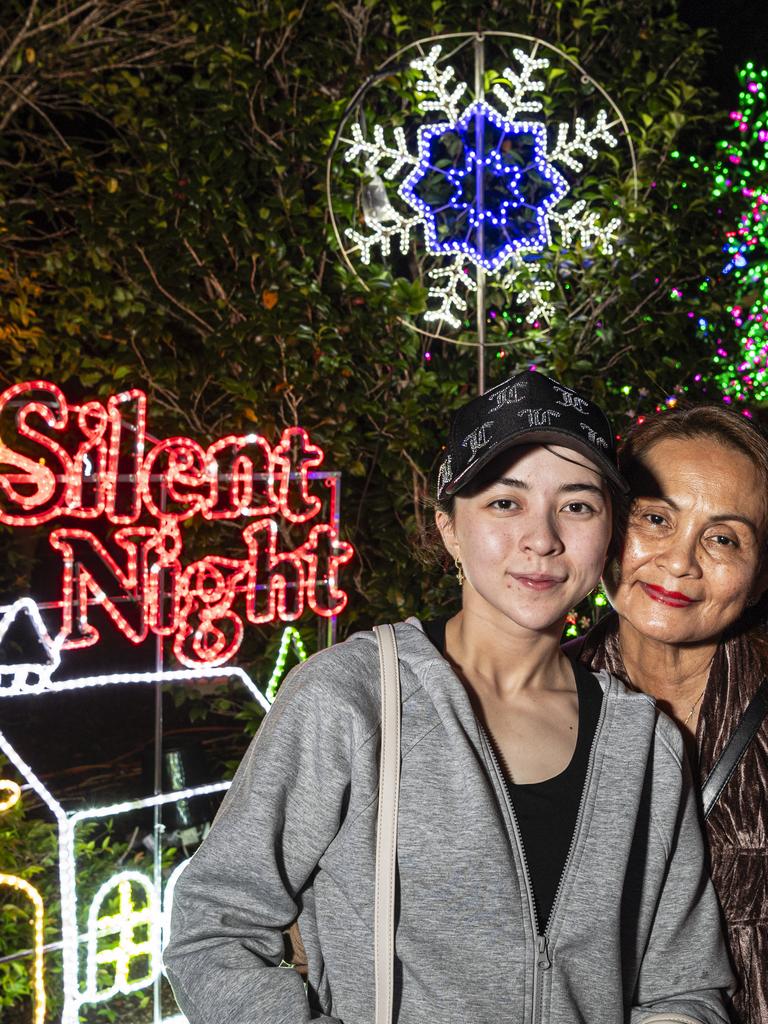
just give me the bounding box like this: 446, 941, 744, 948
697, 64, 768, 408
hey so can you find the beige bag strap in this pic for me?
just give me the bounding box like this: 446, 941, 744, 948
372, 624, 401, 1024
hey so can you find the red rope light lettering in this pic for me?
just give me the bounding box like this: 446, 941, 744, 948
0, 380, 71, 523
0, 381, 353, 665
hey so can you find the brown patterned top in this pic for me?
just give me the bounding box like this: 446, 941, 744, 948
572, 613, 768, 1024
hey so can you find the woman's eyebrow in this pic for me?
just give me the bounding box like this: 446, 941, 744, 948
493, 478, 604, 495
496, 476, 528, 489
559, 482, 605, 495
636, 496, 759, 534
705, 513, 759, 533
635, 494, 676, 507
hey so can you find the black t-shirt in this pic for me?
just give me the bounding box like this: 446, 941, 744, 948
422, 618, 603, 932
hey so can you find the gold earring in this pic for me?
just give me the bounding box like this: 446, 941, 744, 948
454, 556, 464, 586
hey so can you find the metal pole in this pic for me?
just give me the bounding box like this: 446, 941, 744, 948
474, 33, 486, 395
329, 474, 340, 648
153, 484, 166, 1023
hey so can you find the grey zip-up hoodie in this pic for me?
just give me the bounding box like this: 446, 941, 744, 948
165, 620, 733, 1024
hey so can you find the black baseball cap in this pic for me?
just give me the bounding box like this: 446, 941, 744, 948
437, 371, 628, 500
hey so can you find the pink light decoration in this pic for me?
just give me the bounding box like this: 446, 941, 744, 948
0, 381, 354, 667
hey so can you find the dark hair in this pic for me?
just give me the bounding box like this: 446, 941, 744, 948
417, 490, 455, 570
619, 404, 768, 551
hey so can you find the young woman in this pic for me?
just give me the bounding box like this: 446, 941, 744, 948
164, 371, 732, 1024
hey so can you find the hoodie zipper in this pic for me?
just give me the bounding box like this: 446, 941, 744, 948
542, 684, 608, 936
478, 678, 609, 1024
480, 728, 548, 1024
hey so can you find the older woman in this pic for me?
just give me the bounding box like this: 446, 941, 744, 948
571, 404, 768, 1024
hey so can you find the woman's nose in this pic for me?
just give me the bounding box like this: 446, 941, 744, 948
655, 532, 702, 578
521, 514, 563, 556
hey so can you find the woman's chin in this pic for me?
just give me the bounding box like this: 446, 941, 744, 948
619, 611, 720, 648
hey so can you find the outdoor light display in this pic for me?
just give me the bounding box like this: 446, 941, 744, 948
683, 65, 768, 406
0, 379, 353, 667
0, 774, 46, 1024
0, 598, 307, 1022
0, 378, 345, 1022
338, 41, 625, 331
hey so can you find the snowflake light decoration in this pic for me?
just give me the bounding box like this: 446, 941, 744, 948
343, 45, 622, 329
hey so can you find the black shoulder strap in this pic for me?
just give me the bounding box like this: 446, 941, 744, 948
701, 678, 768, 820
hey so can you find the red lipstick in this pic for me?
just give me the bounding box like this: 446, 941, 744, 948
641, 583, 694, 608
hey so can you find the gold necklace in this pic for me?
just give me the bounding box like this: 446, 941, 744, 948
682, 687, 707, 727
617, 633, 706, 729
624, 677, 705, 727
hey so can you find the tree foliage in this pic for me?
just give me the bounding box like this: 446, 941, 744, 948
0, 0, 720, 639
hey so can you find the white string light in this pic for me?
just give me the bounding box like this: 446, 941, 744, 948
161, 860, 191, 957
84, 871, 159, 1002
343, 43, 623, 326
0, 777, 46, 1024
0, 597, 300, 1023
0, 873, 46, 1024
0, 597, 62, 693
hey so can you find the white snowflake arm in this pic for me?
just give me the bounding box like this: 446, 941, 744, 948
423, 265, 477, 329
499, 257, 555, 323
498, 254, 525, 293
410, 45, 467, 122
597, 217, 622, 255
549, 110, 618, 173
491, 48, 548, 120
517, 279, 556, 323
550, 201, 621, 253
344, 212, 419, 265
344, 123, 417, 180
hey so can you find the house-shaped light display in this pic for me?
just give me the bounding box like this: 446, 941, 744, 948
0, 597, 303, 1024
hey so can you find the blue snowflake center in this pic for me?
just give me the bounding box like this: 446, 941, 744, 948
448, 151, 525, 227
399, 102, 569, 272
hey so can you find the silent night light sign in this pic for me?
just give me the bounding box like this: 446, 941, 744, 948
0, 379, 350, 1024
0, 379, 353, 667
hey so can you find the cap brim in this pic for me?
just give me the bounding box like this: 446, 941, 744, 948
443, 429, 629, 496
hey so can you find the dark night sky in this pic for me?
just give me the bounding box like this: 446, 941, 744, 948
679, 0, 768, 105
